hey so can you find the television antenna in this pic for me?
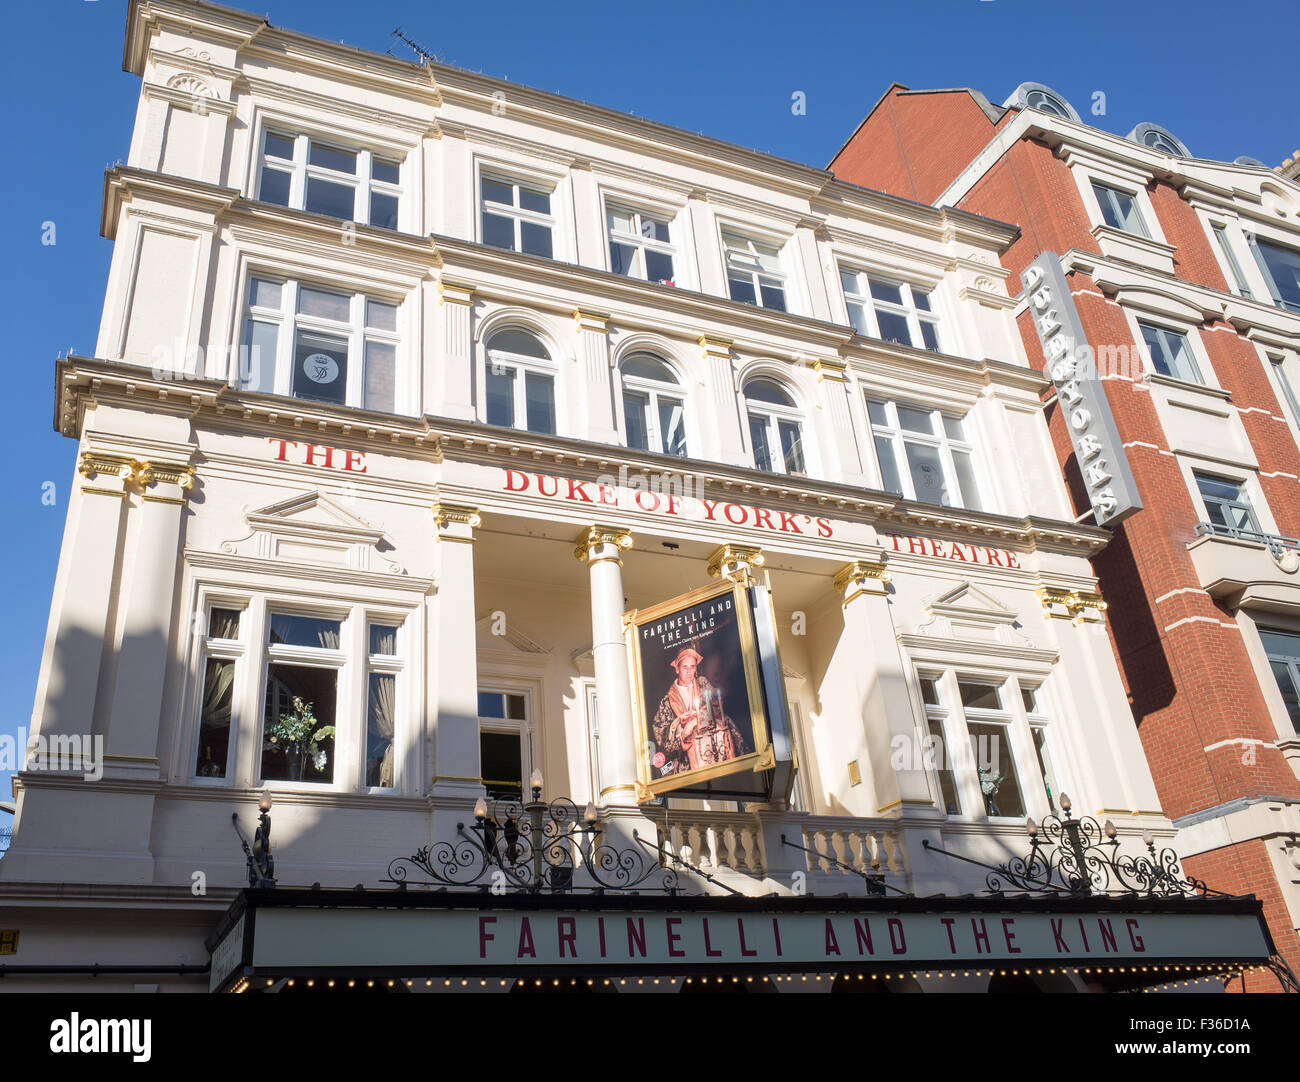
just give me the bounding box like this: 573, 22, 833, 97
389, 27, 441, 65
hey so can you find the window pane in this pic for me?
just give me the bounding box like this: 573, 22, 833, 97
623, 354, 675, 382
942, 414, 965, 440
645, 249, 674, 284
778, 420, 805, 474
481, 178, 514, 206
308, 143, 357, 174
927, 717, 960, 816
623, 390, 650, 451
241, 320, 278, 394
364, 341, 396, 413
482, 212, 515, 250
897, 405, 934, 434
518, 187, 550, 214
524, 370, 556, 434
728, 275, 757, 305
372, 157, 400, 184
1260, 628, 1300, 659
847, 300, 871, 336
369, 623, 399, 655
918, 321, 940, 352
607, 207, 634, 233
506, 694, 527, 721
297, 286, 351, 321
489, 330, 549, 359
958, 682, 1002, 710
195, 657, 235, 778
658, 398, 687, 457
868, 280, 904, 305
366, 672, 396, 788
610, 242, 637, 276
477, 692, 505, 719
1032, 727, 1059, 812
264, 133, 294, 160
874, 436, 902, 493
486, 365, 515, 427
1255, 239, 1300, 312
361, 301, 396, 334
268, 613, 342, 648
480, 731, 523, 801
1021, 686, 1040, 713
745, 380, 794, 407
919, 677, 940, 705
840, 269, 861, 296
249, 277, 283, 310
370, 191, 399, 230
305, 176, 356, 219
913, 290, 932, 312
259, 168, 292, 206
520, 222, 553, 259
1269, 661, 1300, 732
952, 450, 982, 511
749, 415, 774, 472
262, 663, 337, 783
866, 399, 889, 426
875, 308, 913, 346
967, 721, 1024, 818
1195, 475, 1243, 503
904, 441, 951, 505
759, 283, 787, 311
209, 608, 242, 639
293, 331, 348, 405
1164, 332, 1200, 382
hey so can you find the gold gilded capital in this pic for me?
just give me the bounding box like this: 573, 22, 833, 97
76, 452, 135, 482
698, 335, 733, 360
707, 543, 764, 582
1037, 585, 1107, 620
833, 558, 891, 598
574, 523, 633, 562
811, 358, 848, 383
136, 462, 195, 490
437, 278, 476, 306
433, 502, 482, 530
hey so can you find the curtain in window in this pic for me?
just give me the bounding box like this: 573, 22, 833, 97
367, 672, 396, 787
209, 609, 241, 641
202, 658, 236, 729
316, 624, 341, 650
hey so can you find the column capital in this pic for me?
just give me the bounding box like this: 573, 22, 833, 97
698, 334, 733, 359
833, 558, 891, 601
1038, 585, 1107, 622
810, 358, 849, 383
573, 308, 611, 333
77, 452, 136, 482
433, 501, 482, 536
136, 461, 195, 504
707, 543, 764, 582
437, 278, 476, 306
574, 523, 633, 562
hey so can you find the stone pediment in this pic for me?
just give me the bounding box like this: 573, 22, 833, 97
478, 612, 549, 654
916, 582, 1029, 646
220, 490, 404, 573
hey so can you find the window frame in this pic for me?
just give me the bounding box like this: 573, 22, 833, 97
721, 231, 789, 312
255, 128, 403, 231
479, 173, 557, 259
476, 687, 535, 804
619, 353, 688, 457
190, 601, 248, 784
1192, 470, 1262, 536
743, 378, 807, 476
482, 328, 559, 436
239, 274, 403, 413
866, 397, 983, 510
1136, 319, 1205, 386
605, 203, 677, 285
841, 267, 943, 352
1247, 233, 1300, 314
1090, 180, 1150, 237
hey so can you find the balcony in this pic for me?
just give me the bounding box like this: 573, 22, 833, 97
1186, 522, 1300, 613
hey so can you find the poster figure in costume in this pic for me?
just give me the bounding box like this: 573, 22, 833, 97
651, 645, 747, 776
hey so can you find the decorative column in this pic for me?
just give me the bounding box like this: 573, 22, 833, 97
707, 542, 765, 584
103, 459, 195, 777
834, 556, 947, 894
808, 358, 868, 485
428, 502, 484, 840
575, 524, 636, 807
700, 334, 745, 465
574, 309, 616, 443
437, 278, 476, 421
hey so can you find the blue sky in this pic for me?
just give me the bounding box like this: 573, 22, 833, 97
0, 0, 1294, 804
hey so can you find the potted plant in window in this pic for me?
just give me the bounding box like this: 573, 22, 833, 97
265, 696, 334, 781
979, 766, 1005, 816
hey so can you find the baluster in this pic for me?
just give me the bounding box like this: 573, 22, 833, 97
685, 825, 701, 867
721, 825, 737, 870
668, 823, 684, 863
743, 827, 764, 875
812, 829, 830, 873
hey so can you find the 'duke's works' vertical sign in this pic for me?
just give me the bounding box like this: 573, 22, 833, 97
1021, 253, 1142, 527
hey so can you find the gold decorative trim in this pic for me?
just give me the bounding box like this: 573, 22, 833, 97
706, 543, 764, 581
1038, 585, 1107, 619
811, 358, 848, 383
833, 558, 891, 596
599, 783, 638, 798
574, 523, 633, 561
437, 279, 475, 305
136, 462, 195, 489
430, 774, 482, 784
432, 502, 482, 530
76, 452, 135, 481
102, 754, 159, 764
80, 485, 128, 498
573, 308, 611, 331
698, 335, 733, 359
876, 798, 903, 814
141, 495, 187, 505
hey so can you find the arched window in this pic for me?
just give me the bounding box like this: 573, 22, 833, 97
744, 377, 805, 475
621, 353, 686, 456
484, 329, 556, 435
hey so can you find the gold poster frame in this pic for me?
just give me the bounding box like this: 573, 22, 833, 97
625, 579, 773, 801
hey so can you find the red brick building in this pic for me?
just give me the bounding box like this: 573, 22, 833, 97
831, 82, 1300, 988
